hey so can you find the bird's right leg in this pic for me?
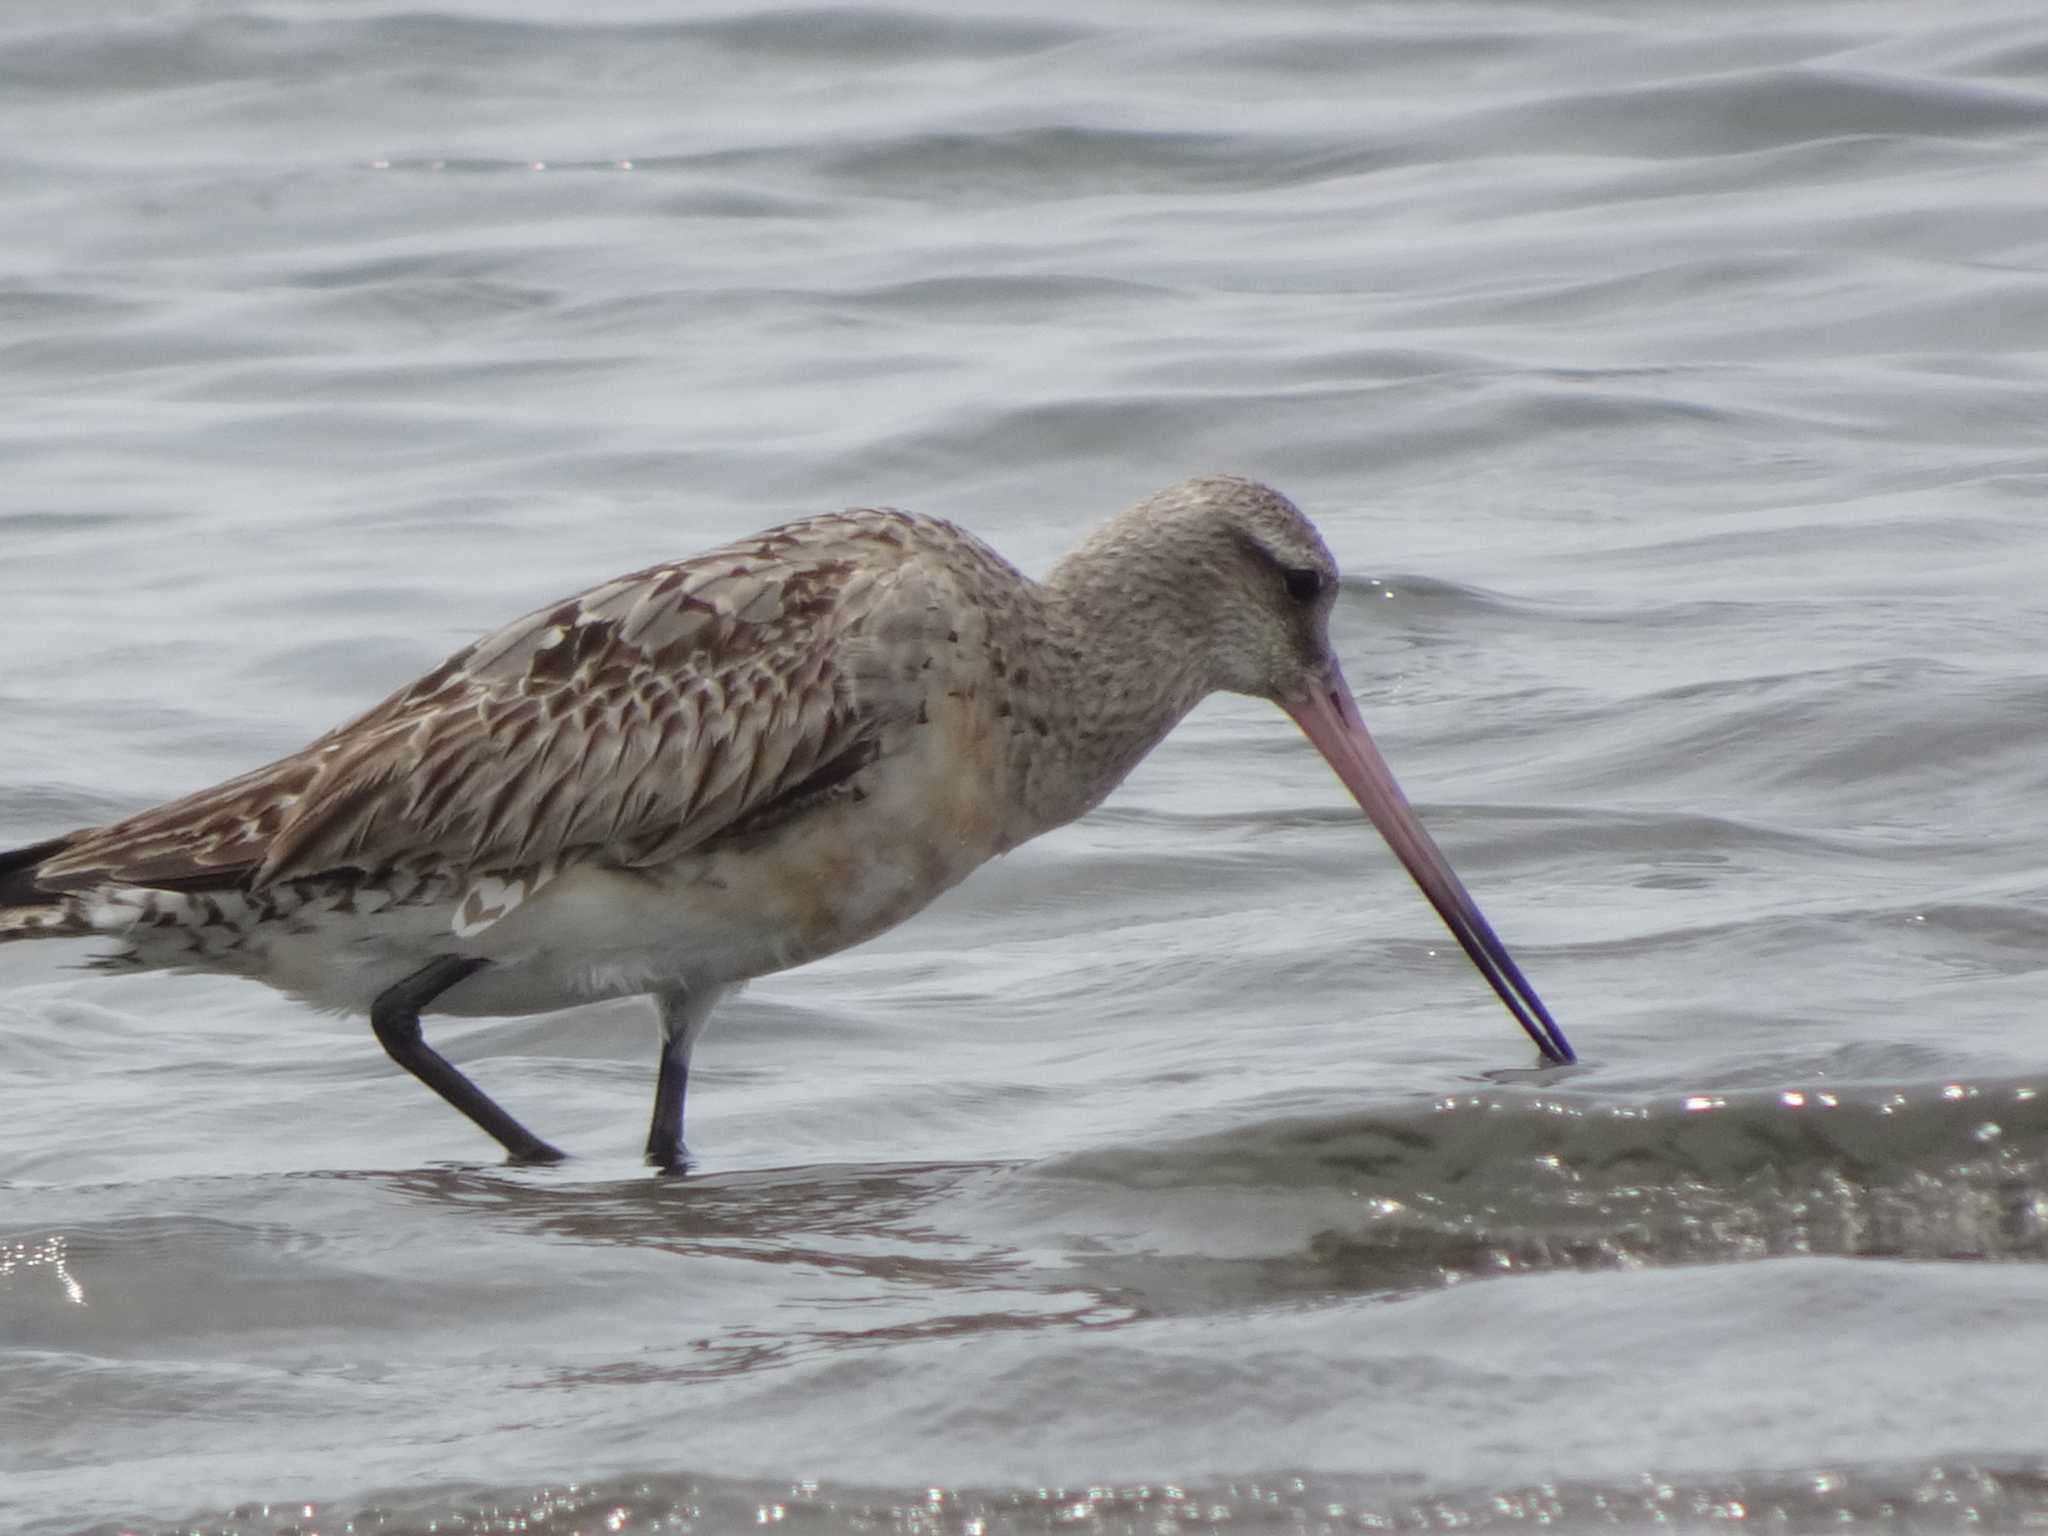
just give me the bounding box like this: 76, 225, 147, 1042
369, 955, 566, 1164
646, 984, 724, 1172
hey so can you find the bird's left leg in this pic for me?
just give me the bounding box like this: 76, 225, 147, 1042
646, 984, 726, 1172
369, 954, 566, 1164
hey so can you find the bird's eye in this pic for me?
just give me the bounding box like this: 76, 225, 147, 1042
1283, 567, 1324, 603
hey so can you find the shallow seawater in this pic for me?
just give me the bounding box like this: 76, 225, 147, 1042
5, 0, 2048, 1531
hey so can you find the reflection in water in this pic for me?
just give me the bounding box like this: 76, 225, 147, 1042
352, 1159, 1140, 1383
371, 1158, 1022, 1281
365, 1077, 2048, 1302
287, 1073, 2048, 1373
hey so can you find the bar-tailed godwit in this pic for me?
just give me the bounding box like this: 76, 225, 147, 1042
0, 476, 1573, 1168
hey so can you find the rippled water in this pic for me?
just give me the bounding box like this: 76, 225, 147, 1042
5, 1, 2048, 1532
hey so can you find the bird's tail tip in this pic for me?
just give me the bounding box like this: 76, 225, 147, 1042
0, 835, 89, 941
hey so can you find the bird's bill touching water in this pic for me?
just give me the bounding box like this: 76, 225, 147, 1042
1280, 665, 1576, 1066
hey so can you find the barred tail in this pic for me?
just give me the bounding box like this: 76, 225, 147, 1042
0, 836, 91, 940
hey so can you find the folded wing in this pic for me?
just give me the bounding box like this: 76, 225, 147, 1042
32, 513, 945, 908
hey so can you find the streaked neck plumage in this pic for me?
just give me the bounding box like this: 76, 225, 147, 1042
1000, 517, 1218, 837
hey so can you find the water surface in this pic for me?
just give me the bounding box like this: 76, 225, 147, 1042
5, 1, 2048, 1531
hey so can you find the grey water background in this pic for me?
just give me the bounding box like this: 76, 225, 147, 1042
4, 0, 2048, 1530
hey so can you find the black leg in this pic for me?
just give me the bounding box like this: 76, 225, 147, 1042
645, 985, 720, 1173
369, 955, 566, 1164
645, 1034, 689, 1173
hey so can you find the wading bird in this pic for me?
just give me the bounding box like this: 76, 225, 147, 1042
0, 476, 1573, 1168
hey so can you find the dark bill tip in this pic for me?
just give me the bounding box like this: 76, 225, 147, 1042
1282, 673, 1576, 1067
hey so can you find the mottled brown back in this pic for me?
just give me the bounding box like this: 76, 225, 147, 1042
27, 509, 985, 896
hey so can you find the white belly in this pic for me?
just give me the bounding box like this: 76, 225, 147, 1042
446, 748, 1007, 1016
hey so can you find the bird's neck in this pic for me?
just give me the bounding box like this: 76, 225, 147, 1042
1007, 541, 1214, 834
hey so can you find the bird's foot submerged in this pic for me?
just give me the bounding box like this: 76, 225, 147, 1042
645, 1139, 695, 1176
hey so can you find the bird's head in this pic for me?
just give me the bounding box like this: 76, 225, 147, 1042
1113, 474, 1344, 705
1081, 473, 1576, 1067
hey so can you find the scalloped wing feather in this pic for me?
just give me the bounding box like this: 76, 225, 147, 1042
31, 511, 964, 922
